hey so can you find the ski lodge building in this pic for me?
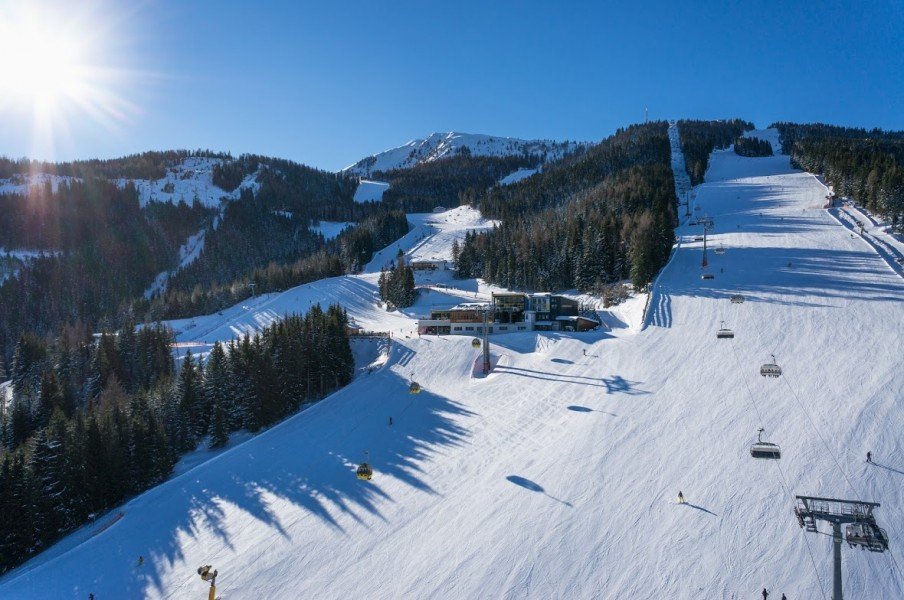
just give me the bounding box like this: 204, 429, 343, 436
417, 292, 599, 335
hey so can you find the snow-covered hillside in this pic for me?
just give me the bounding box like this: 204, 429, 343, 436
115, 156, 261, 208
352, 179, 390, 203
0, 157, 261, 208
0, 173, 78, 196
343, 132, 585, 177
2, 144, 902, 599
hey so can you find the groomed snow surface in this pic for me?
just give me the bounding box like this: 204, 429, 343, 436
2, 148, 903, 599
352, 179, 390, 203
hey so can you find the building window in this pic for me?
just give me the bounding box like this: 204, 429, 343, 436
465, 326, 474, 331
453, 327, 462, 331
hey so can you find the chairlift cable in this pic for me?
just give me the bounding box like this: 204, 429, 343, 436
727, 339, 829, 600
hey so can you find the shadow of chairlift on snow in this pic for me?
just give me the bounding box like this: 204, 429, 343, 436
506, 475, 573, 507
567, 405, 618, 416
602, 375, 650, 396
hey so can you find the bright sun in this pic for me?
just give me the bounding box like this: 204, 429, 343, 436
0, 2, 132, 153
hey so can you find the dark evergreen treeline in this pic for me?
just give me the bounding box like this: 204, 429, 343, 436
0, 181, 211, 363
0, 150, 231, 182
478, 123, 671, 221
0, 304, 354, 574
734, 136, 773, 157
677, 119, 753, 184
456, 122, 677, 291
378, 253, 416, 309
770, 122, 904, 155
375, 153, 547, 213
772, 123, 904, 230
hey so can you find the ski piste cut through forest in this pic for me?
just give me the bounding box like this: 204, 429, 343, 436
0, 118, 902, 597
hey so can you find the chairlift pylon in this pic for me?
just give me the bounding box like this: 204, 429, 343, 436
760, 354, 782, 378
750, 427, 781, 459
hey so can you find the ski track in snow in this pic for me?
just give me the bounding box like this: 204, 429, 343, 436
1, 146, 903, 599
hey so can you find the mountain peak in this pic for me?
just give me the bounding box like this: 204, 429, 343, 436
341, 131, 585, 177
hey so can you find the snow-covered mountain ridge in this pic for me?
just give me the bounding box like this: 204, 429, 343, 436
342, 131, 586, 177
0, 156, 261, 209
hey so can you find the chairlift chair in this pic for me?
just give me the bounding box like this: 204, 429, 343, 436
760, 354, 782, 378
409, 381, 421, 394
714, 246, 726, 255
845, 522, 889, 552
750, 428, 781, 459
694, 236, 704, 242
716, 321, 734, 339
701, 273, 715, 280
471, 338, 481, 349
730, 294, 745, 304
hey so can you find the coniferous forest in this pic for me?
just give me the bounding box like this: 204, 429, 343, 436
677, 119, 753, 184
0, 153, 407, 363
772, 123, 904, 230
734, 136, 774, 157
456, 122, 678, 292
0, 304, 353, 574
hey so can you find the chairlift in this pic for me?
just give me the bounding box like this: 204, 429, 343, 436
730, 294, 745, 304
760, 354, 782, 378
409, 381, 421, 394
750, 428, 781, 459
714, 246, 726, 255
694, 236, 704, 242
356, 451, 373, 481
701, 273, 715, 280
845, 522, 889, 552
716, 321, 734, 339
471, 338, 481, 349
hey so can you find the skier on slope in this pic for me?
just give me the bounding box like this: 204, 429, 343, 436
677, 491, 685, 504
762, 588, 769, 599
867, 451, 872, 463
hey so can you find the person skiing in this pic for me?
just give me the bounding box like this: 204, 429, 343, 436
137, 555, 144, 568
389, 416, 393, 426
583, 349, 586, 356
677, 491, 685, 504
762, 588, 769, 599
867, 451, 872, 463
781, 594, 787, 600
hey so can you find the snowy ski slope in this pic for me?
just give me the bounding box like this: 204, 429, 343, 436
1, 139, 902, 599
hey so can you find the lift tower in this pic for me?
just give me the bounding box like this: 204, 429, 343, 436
794, 495, 890, 600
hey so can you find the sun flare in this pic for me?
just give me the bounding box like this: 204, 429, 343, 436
0, 1, 134, 154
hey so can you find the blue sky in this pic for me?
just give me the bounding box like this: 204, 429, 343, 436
1, 0, 902, 170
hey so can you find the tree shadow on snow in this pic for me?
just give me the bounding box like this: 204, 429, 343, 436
32, 365, 477, 600
666, 245, 903, 306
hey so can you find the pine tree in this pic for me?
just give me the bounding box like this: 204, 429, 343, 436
204, 343, 231, 448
